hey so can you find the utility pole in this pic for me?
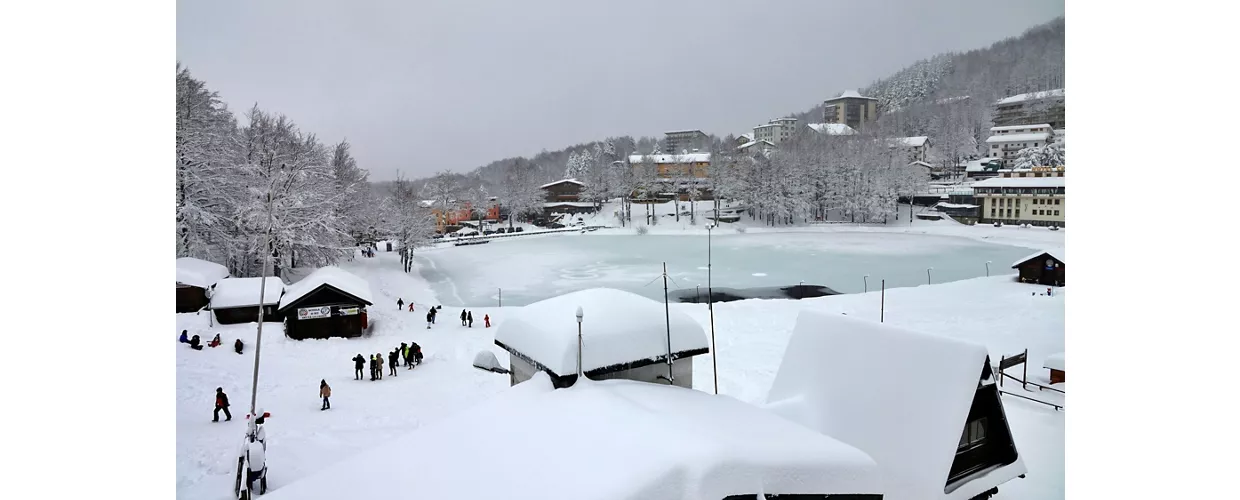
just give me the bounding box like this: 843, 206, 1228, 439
707, 225, 718, 395
662, 262, 674, 384
249, 170, 279, 417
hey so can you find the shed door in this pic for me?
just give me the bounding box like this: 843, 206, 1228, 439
1039, 258, 1056, 286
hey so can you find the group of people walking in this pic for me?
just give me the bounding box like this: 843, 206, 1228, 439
395, 298, 490, 329
458, 309, 490, 328
352, 342, 422, 382
181, 330, 244, 354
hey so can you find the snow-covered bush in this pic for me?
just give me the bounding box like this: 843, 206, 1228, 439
735, 226, 747, 233
635, 225, 649, 235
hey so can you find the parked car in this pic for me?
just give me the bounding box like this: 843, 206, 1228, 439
514, 227, 524, 233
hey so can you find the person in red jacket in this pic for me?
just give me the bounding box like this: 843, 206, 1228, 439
213, 387, 232, 422
484, 314, 491, 328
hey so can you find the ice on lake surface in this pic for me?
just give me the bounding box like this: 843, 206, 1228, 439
413, 232, 1036, 307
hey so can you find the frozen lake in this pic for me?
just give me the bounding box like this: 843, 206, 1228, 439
413, 232, 1037, 307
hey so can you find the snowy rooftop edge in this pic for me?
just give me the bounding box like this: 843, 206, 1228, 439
971, 176, 1066, 188
277, 266, 375, 310
175, 257, 230, 289
209, 277, 286, 309
985, 132, 1051, 143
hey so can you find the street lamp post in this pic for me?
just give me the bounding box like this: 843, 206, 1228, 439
707, 223, 718, 395
575, 306, 584, 378
863, 275, 869, 293
985, 261, 991, 277
926, 267, 934, 285
249, 164, 282, 418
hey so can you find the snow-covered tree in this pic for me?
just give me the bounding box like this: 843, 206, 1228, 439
420, 170, 462, 227
176, 64, 242, 263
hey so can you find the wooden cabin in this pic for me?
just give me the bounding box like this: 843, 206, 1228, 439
1011, 250, 1065, 286
766, 311, 1026, 500
493, 288, 710, 389
209, 277, 286, 325
1044, 352, 1065, 384
277, 267, 375, 340
176, 257, 230, 313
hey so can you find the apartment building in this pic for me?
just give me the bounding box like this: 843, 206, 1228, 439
752, 117, 799, 145
822, 89, 879, 132
993, 89, 1065, 129
663, 130, 710, 154
972, 167, 1066, 227
984, 124, 1055, 168
890, 136, 931, 163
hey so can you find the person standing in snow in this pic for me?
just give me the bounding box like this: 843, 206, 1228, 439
375, 353, 384, 380
408, 302, 415, 312
397, 298, 404, 311
467, 311, 474, 328
369, 355, 378, 381
234, 338, 244, 354
214, 387, 232, 422
352, 353, 366, 380
425, 310, 433, 329
388, 350, 399, 377
410, 342, 423, 366
460, 309, 467, 326
319, 380, 331, 410
484, 314, 491, 328
429, 306, 437, 324
400, 343, 410, 368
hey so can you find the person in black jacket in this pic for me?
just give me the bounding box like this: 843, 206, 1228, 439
467, 311, 473, 328
410, 342, 423, 365
235, 338, 244, 354
213, 387, 231, 422
388, 350, 399, 377
189, 334, 203, 351
369, 355, 378, 381
352, 354, 366, 380
460, 309, 467, 326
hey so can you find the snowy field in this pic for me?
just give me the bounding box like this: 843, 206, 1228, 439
176, 220, 1064, 500
415, 230, 1041, 306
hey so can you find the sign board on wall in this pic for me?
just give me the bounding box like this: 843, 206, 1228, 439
338, 307, 360, 316
298, 306, 332, 320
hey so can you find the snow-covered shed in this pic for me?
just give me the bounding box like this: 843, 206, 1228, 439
493, 288, 709, 389
175, 257, 230, 313
765, 311, 1026, 500
277, 267, 375, 340
209, 277, 286, 325
1043, 352, 1065, 384
262, 373, 883, 500
1011, 250, 1065, 287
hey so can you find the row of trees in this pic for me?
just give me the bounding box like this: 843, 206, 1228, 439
177, 64, 380, 277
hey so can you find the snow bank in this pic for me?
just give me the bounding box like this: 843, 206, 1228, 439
175, 257, 229, 289
278, 266, 375, 309
472, 350, 505, 372
209, 277, 285, 309
765, 310, 1026, 500
494, 288, 709, 376
265, 377, 880, 500
1043, 352, 1065, 372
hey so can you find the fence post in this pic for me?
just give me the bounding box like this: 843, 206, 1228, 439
498, 288, 502, 308
1022, 348, 1028, 390
880, 279, 885, 323
998, 355, 1005, 388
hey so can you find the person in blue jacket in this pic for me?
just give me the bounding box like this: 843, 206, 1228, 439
179, 330, 189, 343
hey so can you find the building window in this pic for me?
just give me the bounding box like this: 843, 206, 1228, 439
990, 209, 996, 217
1015, 210, 1020, 218
958, 417, 988, 451
1054, 199, 1060, 205
1054, 210, 1060, 216
1006, 209, 1012, 217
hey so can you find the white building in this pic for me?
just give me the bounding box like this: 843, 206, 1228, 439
890, 136, 931, 163
984, 124, 1054, 168
752, 117, 799, 145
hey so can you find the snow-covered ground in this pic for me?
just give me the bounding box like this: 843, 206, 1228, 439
177, 220, 1064, 500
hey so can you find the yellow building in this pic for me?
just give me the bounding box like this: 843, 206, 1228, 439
627, 153, 711, 179
972, 167, 1065, 227
822, 89, 879, 132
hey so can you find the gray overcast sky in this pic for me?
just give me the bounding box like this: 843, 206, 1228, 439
177, 0, 1064, 181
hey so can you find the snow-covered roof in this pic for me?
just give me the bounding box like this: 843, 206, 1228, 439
264, 373, 882, 500
827, 89, 877, 101
627, 153, 711, 164
209, 277, 285, 309
1043, 352, 1065, 372
738, 139, 776, 150
990, 124, 1051, 132
418, 199, 436, 208
540, 178, 584, 189
1011, 249, 1065, 268
664, 129, 706, 135
494, 288, 709, 377
277, 266, 375, 310
934, 202, 978, 209
738, 132, 754, 142
542, 201, 595, 208
995, 88, 1064, 105
806, 123, 857, 135
909, 161, 934, 168
971, 176, 1066, 189
175, 257, 230, 289
765, 311, 1026, 500
985, 132, 1051, 144
897, 136, 929, 148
